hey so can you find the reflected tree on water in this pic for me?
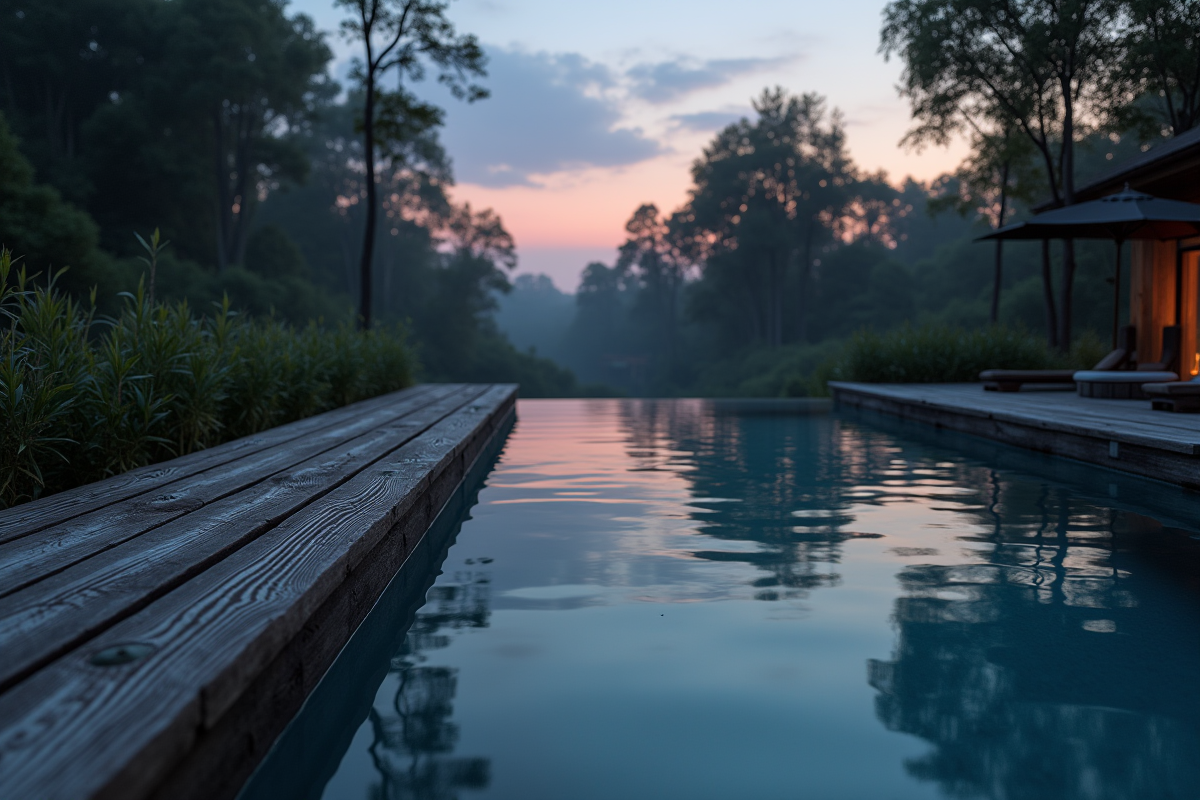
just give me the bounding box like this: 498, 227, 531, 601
867, 467, 1200, 800
619, 402, 885, 602
618, 402, 1200, 798
365, 570, 491, 800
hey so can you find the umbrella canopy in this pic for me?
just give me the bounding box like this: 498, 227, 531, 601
978, 187, 1200, 242
976, 187, 1200, 348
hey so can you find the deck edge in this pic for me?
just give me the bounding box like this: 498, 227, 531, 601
829, 382, 1200, 490
145, 388, 517, 800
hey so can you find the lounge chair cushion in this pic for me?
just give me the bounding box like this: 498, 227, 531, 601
1072, 370, 1178, 383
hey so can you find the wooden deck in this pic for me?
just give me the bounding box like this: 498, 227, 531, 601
830, 381, 1200, 489
0, 383, 517, 800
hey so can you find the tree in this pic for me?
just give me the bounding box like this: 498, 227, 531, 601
173, 0, 333, 271
403, 203, 513, 370
616, 204, 693, 376
881, 0, 1125, 349
1119, 0, 1200, 136
0, 0, 332, 272
335, 0, 487, 328
684, 89, 853, 348
0, 0, 158, 203
932, 128, 1039, 324
0, 111, 113, 293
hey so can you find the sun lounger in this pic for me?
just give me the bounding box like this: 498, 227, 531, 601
1074, 325, 1183, 399
1143, 378, 1200, 412
980, 325, 1136, 392
1136, 325, 1181, 373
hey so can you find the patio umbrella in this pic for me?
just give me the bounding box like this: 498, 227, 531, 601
978, 186, 1200, 347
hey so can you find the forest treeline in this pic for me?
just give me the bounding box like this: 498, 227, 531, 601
500, 96, 1173, 395
0, 0, 576, 395
4, 0, 1199, 398
502, 0, 1200, 395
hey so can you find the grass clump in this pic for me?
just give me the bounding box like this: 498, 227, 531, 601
829, 323, 1076, 384
0, 249, 413, 508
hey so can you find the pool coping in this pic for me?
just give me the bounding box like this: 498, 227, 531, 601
0, 385, 517, 800
829, 382, 1200, 490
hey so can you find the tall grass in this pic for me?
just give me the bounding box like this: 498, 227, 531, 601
0, 249, 413, 508
825, 323, 1101, 386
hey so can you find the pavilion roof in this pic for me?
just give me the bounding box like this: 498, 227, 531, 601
1049, 125, 1200, 208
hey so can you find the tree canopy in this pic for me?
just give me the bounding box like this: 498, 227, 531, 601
335, 0, 488, 328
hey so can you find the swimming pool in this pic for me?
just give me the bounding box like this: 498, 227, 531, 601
241, 399, 1200, 800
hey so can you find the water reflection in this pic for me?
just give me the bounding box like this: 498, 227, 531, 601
617, 402, 1200, 797
253, 401, 1200, 800
865, 474, 1200, 799
367, 571, 492, 800
832, 419, 1200, 799
618, 400, 860, 602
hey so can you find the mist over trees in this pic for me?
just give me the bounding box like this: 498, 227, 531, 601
498, 0, 1200, 396
509, 78, 1166, 396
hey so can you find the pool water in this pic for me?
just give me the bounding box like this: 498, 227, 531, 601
242, 399, 1200, 800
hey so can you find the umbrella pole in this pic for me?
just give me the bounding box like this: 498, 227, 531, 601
1112, 240, 1122, 349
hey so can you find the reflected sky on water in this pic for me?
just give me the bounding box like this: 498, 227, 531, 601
247, 399, 1200, 800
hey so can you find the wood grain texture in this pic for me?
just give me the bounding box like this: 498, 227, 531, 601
0, 385, 438, 542
152, 406, 515, 800
0, 385, 517, 800
0, 385, 492, 693
0, 385, 464, 598
830, 382, 1200, 489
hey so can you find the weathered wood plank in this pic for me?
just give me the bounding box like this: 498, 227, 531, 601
0, 385, 439, 542
0, 385, 492, 693
0, 385, 516, 800
152, 401, 516, 800
0, 384, 467, 597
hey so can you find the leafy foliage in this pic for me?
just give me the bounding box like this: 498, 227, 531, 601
830, 323, 1082, 384
1117, 0, 1200, 136
0, 111, 128, 299
0, 249, 413, 508
0, 0, 333, 269
681, 89, 856, 348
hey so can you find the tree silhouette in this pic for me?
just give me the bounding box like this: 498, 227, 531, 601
336, 0, 487, 328
881, 0, 1125, 349
682, 89, 854, 348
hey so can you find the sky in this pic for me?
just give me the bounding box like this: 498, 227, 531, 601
292, 0, 969, 290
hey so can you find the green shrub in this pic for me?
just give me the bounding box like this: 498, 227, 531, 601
0, 249, 413, 508
831, 323, 1065, 384
687, 341, 843, 398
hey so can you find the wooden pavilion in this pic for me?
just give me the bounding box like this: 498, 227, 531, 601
1073, 126, 1200, 377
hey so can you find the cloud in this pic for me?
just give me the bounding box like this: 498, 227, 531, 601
628, 57, 791, 104
668, 109, 753, 132
430, 48, 663, 187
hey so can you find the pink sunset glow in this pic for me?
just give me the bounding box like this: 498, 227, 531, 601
294, 0, 975, 290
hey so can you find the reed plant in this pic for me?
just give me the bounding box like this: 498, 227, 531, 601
0, 248, 413, 508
